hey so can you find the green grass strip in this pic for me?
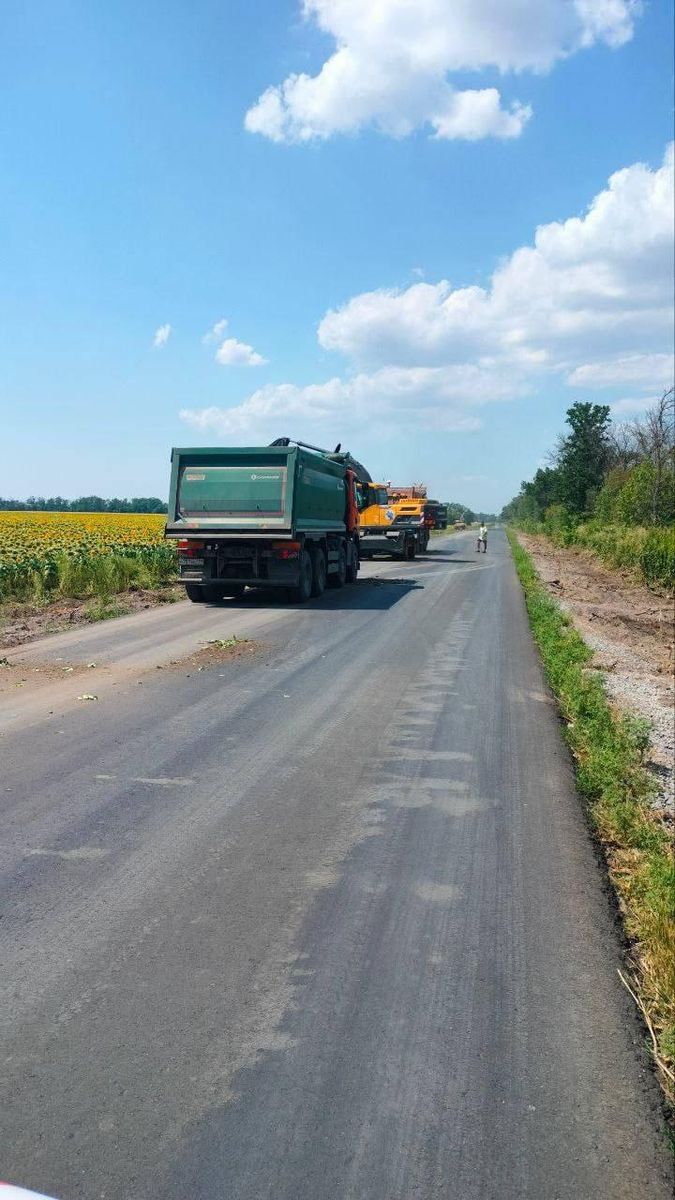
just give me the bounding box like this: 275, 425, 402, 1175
517, 519, 675, 589
508, 530, 675, 1098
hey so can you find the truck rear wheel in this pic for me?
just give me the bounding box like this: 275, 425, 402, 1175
405, 537, 416, 561
185, 583, 206, 603
196, 580, 243, 600
346, 544, 359, 583
310, 548, 327, 597
291, 549, 313, 603
328, 546, 347, 588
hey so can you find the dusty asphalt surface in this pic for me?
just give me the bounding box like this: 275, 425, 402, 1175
1, 531, 672, 1200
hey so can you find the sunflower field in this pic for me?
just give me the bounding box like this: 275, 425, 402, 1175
0, 511, 177, 602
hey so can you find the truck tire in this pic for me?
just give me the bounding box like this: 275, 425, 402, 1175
310, 548, 327, 597
202, 584, 227, 602
405, 537, 416, 561
328, 546, 347, 588
346, 544, 359, 583
185, 583, 206, 603
291, 549, 313, 603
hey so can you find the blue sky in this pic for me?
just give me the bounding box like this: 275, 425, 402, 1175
1, 0, 673, 511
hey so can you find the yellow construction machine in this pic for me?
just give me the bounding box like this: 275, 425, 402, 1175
356, 482, 426, 560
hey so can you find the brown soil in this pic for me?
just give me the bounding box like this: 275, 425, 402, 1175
518, 532, 674, 814
160, 638, 262, 672
518, 533, 674, 674
0, 638, 262, 716
0, 585, 185, 650
0, 658, 94, 699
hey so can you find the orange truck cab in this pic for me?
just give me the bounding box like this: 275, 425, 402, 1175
356, 482, 424, 560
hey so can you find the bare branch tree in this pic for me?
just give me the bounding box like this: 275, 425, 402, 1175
629, 388, 675, 524
608, 421, 640, 470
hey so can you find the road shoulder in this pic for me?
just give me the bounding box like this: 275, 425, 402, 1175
510, 529, 675, 1112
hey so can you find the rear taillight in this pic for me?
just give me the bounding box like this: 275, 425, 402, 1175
177, 539, 205, 556
272, 540, 300, 559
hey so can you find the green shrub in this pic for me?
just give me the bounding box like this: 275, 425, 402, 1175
0, 546, 177, 604
521, 516, 675, 589
595, 468, 631, 523
542, 503, 574, 536
616, 462, 675, 527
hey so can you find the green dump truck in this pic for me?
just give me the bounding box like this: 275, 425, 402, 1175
165, 440, 366, 603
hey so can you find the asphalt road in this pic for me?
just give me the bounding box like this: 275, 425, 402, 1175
1, 532, 671, 1200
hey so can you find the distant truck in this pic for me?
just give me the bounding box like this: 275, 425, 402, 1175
424, 501, 448, 530
357, 483, 427, 559
387, 488, 447, 536
165, 439, 367, 602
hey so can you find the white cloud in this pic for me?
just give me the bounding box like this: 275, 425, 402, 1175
574, 0, 638, 48
152, 323, 172, 348
567, 353, 674, 389
202, 318, 229, 344
609, 395, 659, 416
431, 89, 531, 141
181, 143, 673, 442
201, 318, 268, 365
215, 337, 268, 367
318, 143, 674, 371
244, 0, 640, 143
180, 362, 508, 440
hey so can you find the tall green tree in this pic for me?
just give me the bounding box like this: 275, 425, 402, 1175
523, 466, 562, 514
556, 402, 611, 517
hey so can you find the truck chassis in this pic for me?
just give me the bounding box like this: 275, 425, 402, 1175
172, 531, 359, 604
358, 518, 423, 561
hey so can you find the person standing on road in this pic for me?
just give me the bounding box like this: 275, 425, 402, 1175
479, 523, 488, 553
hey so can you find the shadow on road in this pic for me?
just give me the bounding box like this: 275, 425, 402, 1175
418, 554, 484, 564
204, 578, 424, 614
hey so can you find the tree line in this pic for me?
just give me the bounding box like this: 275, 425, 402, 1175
1, 493, 495, 522
443, 502, 497, 524
501, 390, 675, 528
0, 496, 168, 514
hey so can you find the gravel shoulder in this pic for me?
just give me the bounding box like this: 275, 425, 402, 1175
517, 532, 674, 815
0, 584, 185, 650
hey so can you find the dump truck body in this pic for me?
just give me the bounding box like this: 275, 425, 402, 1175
165, 444, 360, 602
